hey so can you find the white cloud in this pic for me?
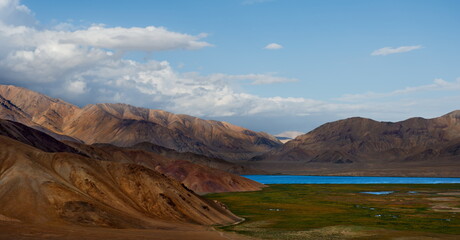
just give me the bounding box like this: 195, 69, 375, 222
0, 0, 458, 133
64, 25, 211, 51
371, 45, 422, 56
264, 43, 283, 50
0, 0, 35, 26
67, 80, 87, 95
0, 1, 211, 84
0, 24, 210, 52
0, 39, 111, 83
0, 0, 348, 120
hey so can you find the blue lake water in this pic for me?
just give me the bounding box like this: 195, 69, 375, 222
361, 191, 394, 195
242, 175, 460, 184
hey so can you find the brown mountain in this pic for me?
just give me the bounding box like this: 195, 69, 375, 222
131, 141, 265, 175
0, 135, 243, 228
0, 119, 81, 155
252, 111, 460, 177
0, 91, 79, 142
65, 142, 265, 194
0, 84, 281, 161
0, 117, 264, 194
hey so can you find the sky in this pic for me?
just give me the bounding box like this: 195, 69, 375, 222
0, 0, 459, 136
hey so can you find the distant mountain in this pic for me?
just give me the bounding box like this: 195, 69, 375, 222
275, 131, 304, 139
0, 136, 241, 227
252, 112, 460, 177
275, 136, 293, 144
275, 131, 304, 144
0, 84, 281, 161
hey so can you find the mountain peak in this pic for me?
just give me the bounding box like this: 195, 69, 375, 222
444, 110, 460, 119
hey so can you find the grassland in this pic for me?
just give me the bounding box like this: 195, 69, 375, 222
206, 184, 460, 239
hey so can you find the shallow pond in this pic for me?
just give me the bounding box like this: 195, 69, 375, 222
361, 191, 394, 195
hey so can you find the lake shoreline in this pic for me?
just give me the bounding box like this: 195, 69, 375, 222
242, 175, 460, 184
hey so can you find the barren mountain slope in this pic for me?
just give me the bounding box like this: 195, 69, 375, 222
66, 142, 265, 194
0, 85, 281, 161
252, 111, 460, 176
0, 118, 264, 194
0, 119, 81, 155
0, 85, 79, 132
0, 95, 32, 124
63, 103, 280, 160
0, 136, 241, 228
0, 93, 78, 142
131, 141, 265, 175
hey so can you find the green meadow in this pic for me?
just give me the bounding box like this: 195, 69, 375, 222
206, 184, 460, 240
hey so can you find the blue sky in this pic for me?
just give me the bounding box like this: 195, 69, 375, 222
1, 0, 459, 135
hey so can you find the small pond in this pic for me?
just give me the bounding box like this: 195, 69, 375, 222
361, 191, 394, 195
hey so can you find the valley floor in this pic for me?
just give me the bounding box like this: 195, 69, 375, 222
0, 222, 257, 240
206, 184, 460, 240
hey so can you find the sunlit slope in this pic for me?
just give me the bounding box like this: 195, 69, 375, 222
0, 136, 241, 227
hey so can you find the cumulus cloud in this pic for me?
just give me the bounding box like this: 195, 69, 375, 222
67, 80, 88, 95
264, 43, 283, 50
0, 0, 36, 26
0, 0, 211, 85
0, 0, 329, 118
0, 0, 457, 133
0, 24, 210, 53
371, 45, 422, 56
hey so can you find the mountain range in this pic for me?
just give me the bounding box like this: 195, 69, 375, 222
1, 83, 459, 178
252, 112, 460, 177
0, 85, 281, 161
0, 85, 267, 238
0, 83, 459, 239
0, 117, 263, 240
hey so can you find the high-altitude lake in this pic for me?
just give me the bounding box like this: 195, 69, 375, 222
243, 175, 460, 184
